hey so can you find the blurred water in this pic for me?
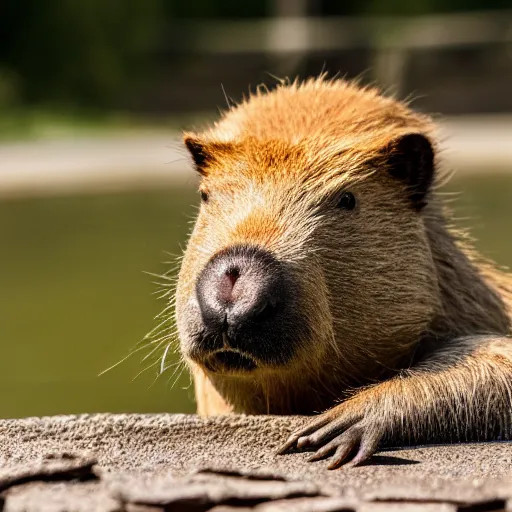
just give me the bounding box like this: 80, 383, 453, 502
0, 186, 197, 418
1, 174, 511, 419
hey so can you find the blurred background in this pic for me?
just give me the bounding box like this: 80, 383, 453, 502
1, 0, 512, 419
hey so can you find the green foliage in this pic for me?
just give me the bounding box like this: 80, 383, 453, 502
0, 0, 162, 107
0, 0, 511, 109
164, 0, 267, 18
323, 0, 512, 15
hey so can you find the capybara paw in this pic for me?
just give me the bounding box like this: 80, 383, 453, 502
277, 407, 383, 469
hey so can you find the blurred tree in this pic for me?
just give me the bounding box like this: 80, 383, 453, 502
0, 0, 162, 107
164, 0, 267, 18
0, 0, 511, 110
320, 0, 512, 15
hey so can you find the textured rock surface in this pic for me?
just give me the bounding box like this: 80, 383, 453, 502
0, 414, 510, 511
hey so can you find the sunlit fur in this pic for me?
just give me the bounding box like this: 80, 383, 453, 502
175, 77, 512, 441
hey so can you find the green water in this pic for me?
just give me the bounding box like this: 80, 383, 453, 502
1, 175, 511, 419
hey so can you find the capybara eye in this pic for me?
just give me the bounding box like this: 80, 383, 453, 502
200, 191, 209, 203
337, 192, 356, 210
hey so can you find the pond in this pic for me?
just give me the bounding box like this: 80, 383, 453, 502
1, 174, 511, 418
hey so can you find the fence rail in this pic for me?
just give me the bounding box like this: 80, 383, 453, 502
169, 10, 512, 54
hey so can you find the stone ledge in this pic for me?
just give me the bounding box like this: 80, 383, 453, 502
0, 414, 510, 511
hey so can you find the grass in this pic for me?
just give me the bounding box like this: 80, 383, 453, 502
0, 107, 216, 141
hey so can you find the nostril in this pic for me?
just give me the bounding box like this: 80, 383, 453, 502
218, 266, 240, 303
226, 266, 240, 286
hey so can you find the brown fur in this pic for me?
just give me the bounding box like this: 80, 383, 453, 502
174, 77, 512, 462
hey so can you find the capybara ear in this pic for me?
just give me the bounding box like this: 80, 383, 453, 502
385, 133, 435, 211
184, 134, 211, 175
184, 134, 234, 175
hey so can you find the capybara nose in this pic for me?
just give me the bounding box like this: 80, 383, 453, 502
196, 246, 283, 341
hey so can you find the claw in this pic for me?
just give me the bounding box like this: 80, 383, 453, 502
350, 429, 381, 466
327, 442, 357, 470
296, 414, 356, 450
276, 415, 331, 455
296, 436, 308, 449
276, 434, 301, 455
307, 438, 339, 462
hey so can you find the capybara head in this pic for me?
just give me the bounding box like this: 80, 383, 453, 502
175, 78, 442, 400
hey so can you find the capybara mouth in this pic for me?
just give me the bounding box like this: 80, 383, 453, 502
204, 350, 258, 373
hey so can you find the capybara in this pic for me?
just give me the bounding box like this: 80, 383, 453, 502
174, 77, 512, 468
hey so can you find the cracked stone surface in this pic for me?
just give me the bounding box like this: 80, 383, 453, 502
0, 414, 510, 511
